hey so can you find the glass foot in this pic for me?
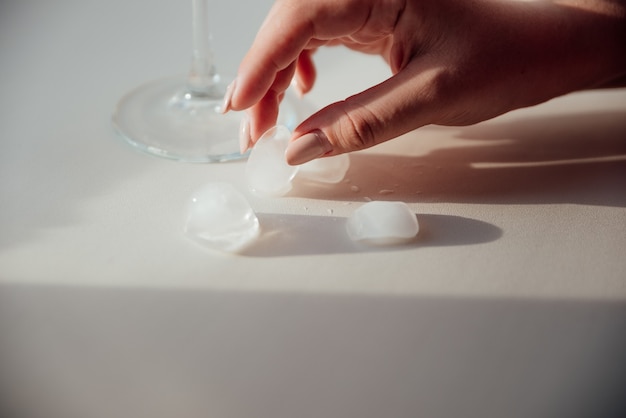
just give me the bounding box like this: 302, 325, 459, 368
112, 76, 302, 163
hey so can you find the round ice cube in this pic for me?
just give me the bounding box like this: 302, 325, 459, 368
184, 182, 260, 253
346, 201, 419, 245
245, 125, 299, 197
298, 153, 350, 183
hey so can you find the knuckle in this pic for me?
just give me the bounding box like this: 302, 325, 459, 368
335, 99, 381, 151
427, 67, 478, 125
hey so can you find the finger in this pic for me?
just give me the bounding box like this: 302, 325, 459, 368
285, 58, 449, 165
230, 0, 377, 111
246, 92, 281, 147
294, 49, 317, 96
245, 49, 315, 146
238, 61, 297, 153
254, 61, 296, 139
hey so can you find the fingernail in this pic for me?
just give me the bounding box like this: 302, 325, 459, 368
285, 131, 333, 165
221, 78, 237, 114
239, 113, 253, 154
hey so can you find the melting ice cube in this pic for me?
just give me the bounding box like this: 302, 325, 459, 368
184, 182, 260, 253
245, 125, 299, 197
346, 201, 419, 245
298, 153, 350, 183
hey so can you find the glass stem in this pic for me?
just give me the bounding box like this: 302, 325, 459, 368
187, 0, 219, 97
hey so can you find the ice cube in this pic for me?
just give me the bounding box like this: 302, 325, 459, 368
346, 201, 419, 245
298, 153, 350, 183
184, 182, 260, 253
245, 125, 299, 197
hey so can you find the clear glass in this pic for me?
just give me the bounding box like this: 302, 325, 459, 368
112, 0, 300, 163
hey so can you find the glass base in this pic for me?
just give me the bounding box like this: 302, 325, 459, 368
112, 76, 302, 163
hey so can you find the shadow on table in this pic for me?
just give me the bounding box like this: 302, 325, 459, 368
1, 284, 625, 418
241, 213, 502, 257
291, 111, 626, 207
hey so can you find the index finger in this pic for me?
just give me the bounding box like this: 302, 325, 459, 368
229, 0, 376, 110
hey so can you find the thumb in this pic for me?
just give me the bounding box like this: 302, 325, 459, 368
285, 61, 442, 165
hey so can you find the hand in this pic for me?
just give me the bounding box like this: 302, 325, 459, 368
224, 0, 626, 164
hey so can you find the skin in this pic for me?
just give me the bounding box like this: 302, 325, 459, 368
225, 0, 626, 165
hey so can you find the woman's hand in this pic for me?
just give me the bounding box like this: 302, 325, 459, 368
224, 0, 626, 164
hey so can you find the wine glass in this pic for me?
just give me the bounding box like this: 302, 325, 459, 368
112, 0, 301, 163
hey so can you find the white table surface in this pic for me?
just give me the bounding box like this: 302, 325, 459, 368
1, 1, 625, 417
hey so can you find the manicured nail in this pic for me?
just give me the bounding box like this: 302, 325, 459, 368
221, 78, 237, 114
285, 131, 333, 166
239, 113, 253, 154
